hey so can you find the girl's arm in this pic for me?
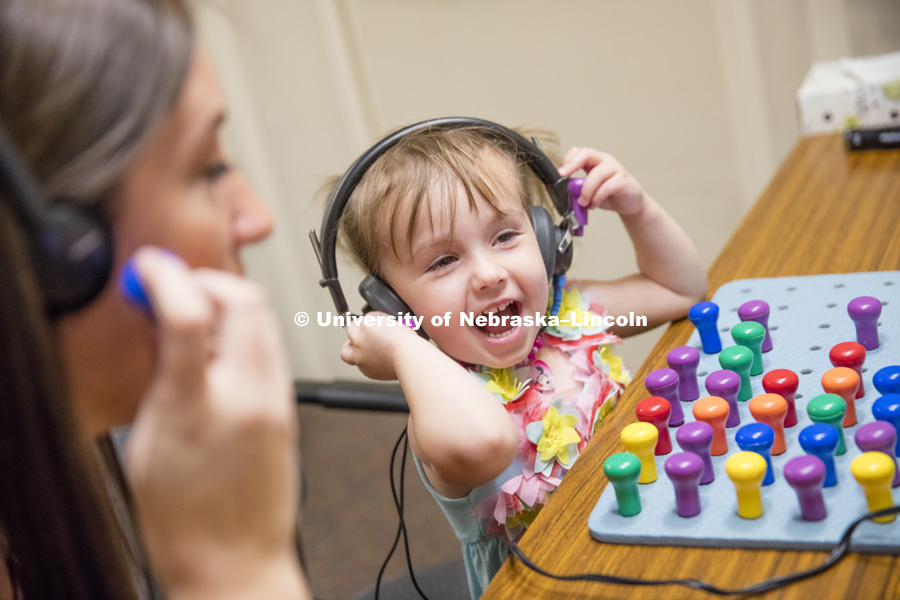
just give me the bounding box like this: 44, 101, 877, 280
342, 318, 518, 498
559, 148, 707, 337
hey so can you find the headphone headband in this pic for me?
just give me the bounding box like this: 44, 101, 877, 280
312, 117, 573, 316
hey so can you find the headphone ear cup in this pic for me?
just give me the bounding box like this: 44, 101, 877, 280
359, 274, 412, 316
529, 205, 557, 279
40, 203, 114, 315
529, 205, 572, 279
359, 274, 429, 339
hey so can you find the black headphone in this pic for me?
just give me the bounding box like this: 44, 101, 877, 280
0, 123, 114, 316
310, 117, 577, 328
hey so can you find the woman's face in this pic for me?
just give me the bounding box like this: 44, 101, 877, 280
58, 50, 274, 436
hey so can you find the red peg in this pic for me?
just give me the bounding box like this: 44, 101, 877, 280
822, 367, 860, 427
762, 369, 799, 427
636, 397, 673, 455
829, 342, 866, 399
749, 393, 788, 455
692, 397, 730, 456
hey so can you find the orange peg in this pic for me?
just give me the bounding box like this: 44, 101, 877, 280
821, 367, 860, 427
749, 393, 788, 455
692, 396, 730, 456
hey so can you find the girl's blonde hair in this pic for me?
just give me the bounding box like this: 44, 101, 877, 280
338, 124, 559, 276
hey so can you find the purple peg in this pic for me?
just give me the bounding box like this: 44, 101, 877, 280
855, 421, 900, 488
738, 300, 773, 352
667, 346, 700, 401
784, 455, 827, 521
675, 421, 715, 485
645, 368, 683, 426
705, 370, 742, 428
847, 296, 882, 350
664, 452, 703, 518
567, 178, 587, 236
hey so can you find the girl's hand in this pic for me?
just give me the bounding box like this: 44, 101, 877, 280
124, 247, 308, 598
558, 147, 645, 216
340, 312, 423, 381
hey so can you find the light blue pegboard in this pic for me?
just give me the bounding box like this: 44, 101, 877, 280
588, 271, 900, 553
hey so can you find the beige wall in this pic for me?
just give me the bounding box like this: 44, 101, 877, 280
196, 0, 900, 380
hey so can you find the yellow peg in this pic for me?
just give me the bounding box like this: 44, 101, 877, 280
726, 451, 767, 519
621, 422, 659, 484
851, 452, 897, 523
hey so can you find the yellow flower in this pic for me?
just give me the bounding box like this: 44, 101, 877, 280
556, 287, 590, 327
535, 406, 581, 465
507, 506, 541, 530
598, 344, 631, 386
484, 367, 526, 403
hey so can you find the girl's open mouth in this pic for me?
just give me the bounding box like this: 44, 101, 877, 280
476, 300, 522, 338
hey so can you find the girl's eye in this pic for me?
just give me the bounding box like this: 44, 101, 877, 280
496, 231, 519, 244
204, 161, 231, 183
427, 255, 456, 272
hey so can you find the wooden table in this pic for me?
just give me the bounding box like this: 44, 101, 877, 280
483, 134, 900, 600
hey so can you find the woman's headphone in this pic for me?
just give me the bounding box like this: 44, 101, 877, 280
0, 123, 114, 316
310, 117, 579, 325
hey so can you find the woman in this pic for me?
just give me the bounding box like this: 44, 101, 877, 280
0, 0, 309, 597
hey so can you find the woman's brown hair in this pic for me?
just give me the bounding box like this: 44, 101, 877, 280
0, 0, 193, 597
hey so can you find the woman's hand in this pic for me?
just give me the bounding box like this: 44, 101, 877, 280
124, 247, 309, 599
558, 147, 646, 216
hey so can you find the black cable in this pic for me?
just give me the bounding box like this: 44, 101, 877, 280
374, 428, 407, 600
396, 429, 429, 600
508, 505, 900, 597
375, 427, 430, 600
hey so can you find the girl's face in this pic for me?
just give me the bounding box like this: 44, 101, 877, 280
381, 159, 550, 369
58, 51, 274, 436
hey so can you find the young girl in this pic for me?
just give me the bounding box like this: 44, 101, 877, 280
337, 124, 706, 598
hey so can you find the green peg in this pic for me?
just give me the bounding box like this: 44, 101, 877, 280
807, 394, 848, 455
603, 452, 642, 516
719, 345, 754, 401
731, 321, 765, 376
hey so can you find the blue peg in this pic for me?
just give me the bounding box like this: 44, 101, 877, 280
872, 394, 900, 455
873, 366, 900, 396
798, 424, 839, 487
735, 423, 775, 486
689, 301, 722, 354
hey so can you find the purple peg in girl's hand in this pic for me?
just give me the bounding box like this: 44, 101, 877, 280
738, 300, 773, 352
705, 370, 742, 428
645, 368, 683, 426
666, 346, 700, 401
847, 296, 881, 350
784, 455, 828, 521
855, 421, 900, 488
568, 177, 587, 236
675, 421, 715, 485
664, 452, 704, 518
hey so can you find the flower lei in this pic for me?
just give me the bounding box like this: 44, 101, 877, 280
470, 287, 630, 541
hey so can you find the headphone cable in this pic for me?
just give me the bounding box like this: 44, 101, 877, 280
508, 504, 900, 597
375, 426, 430, 600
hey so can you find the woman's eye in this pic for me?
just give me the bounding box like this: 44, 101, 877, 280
427, 256, 456, 272
203, 161, 231, 183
